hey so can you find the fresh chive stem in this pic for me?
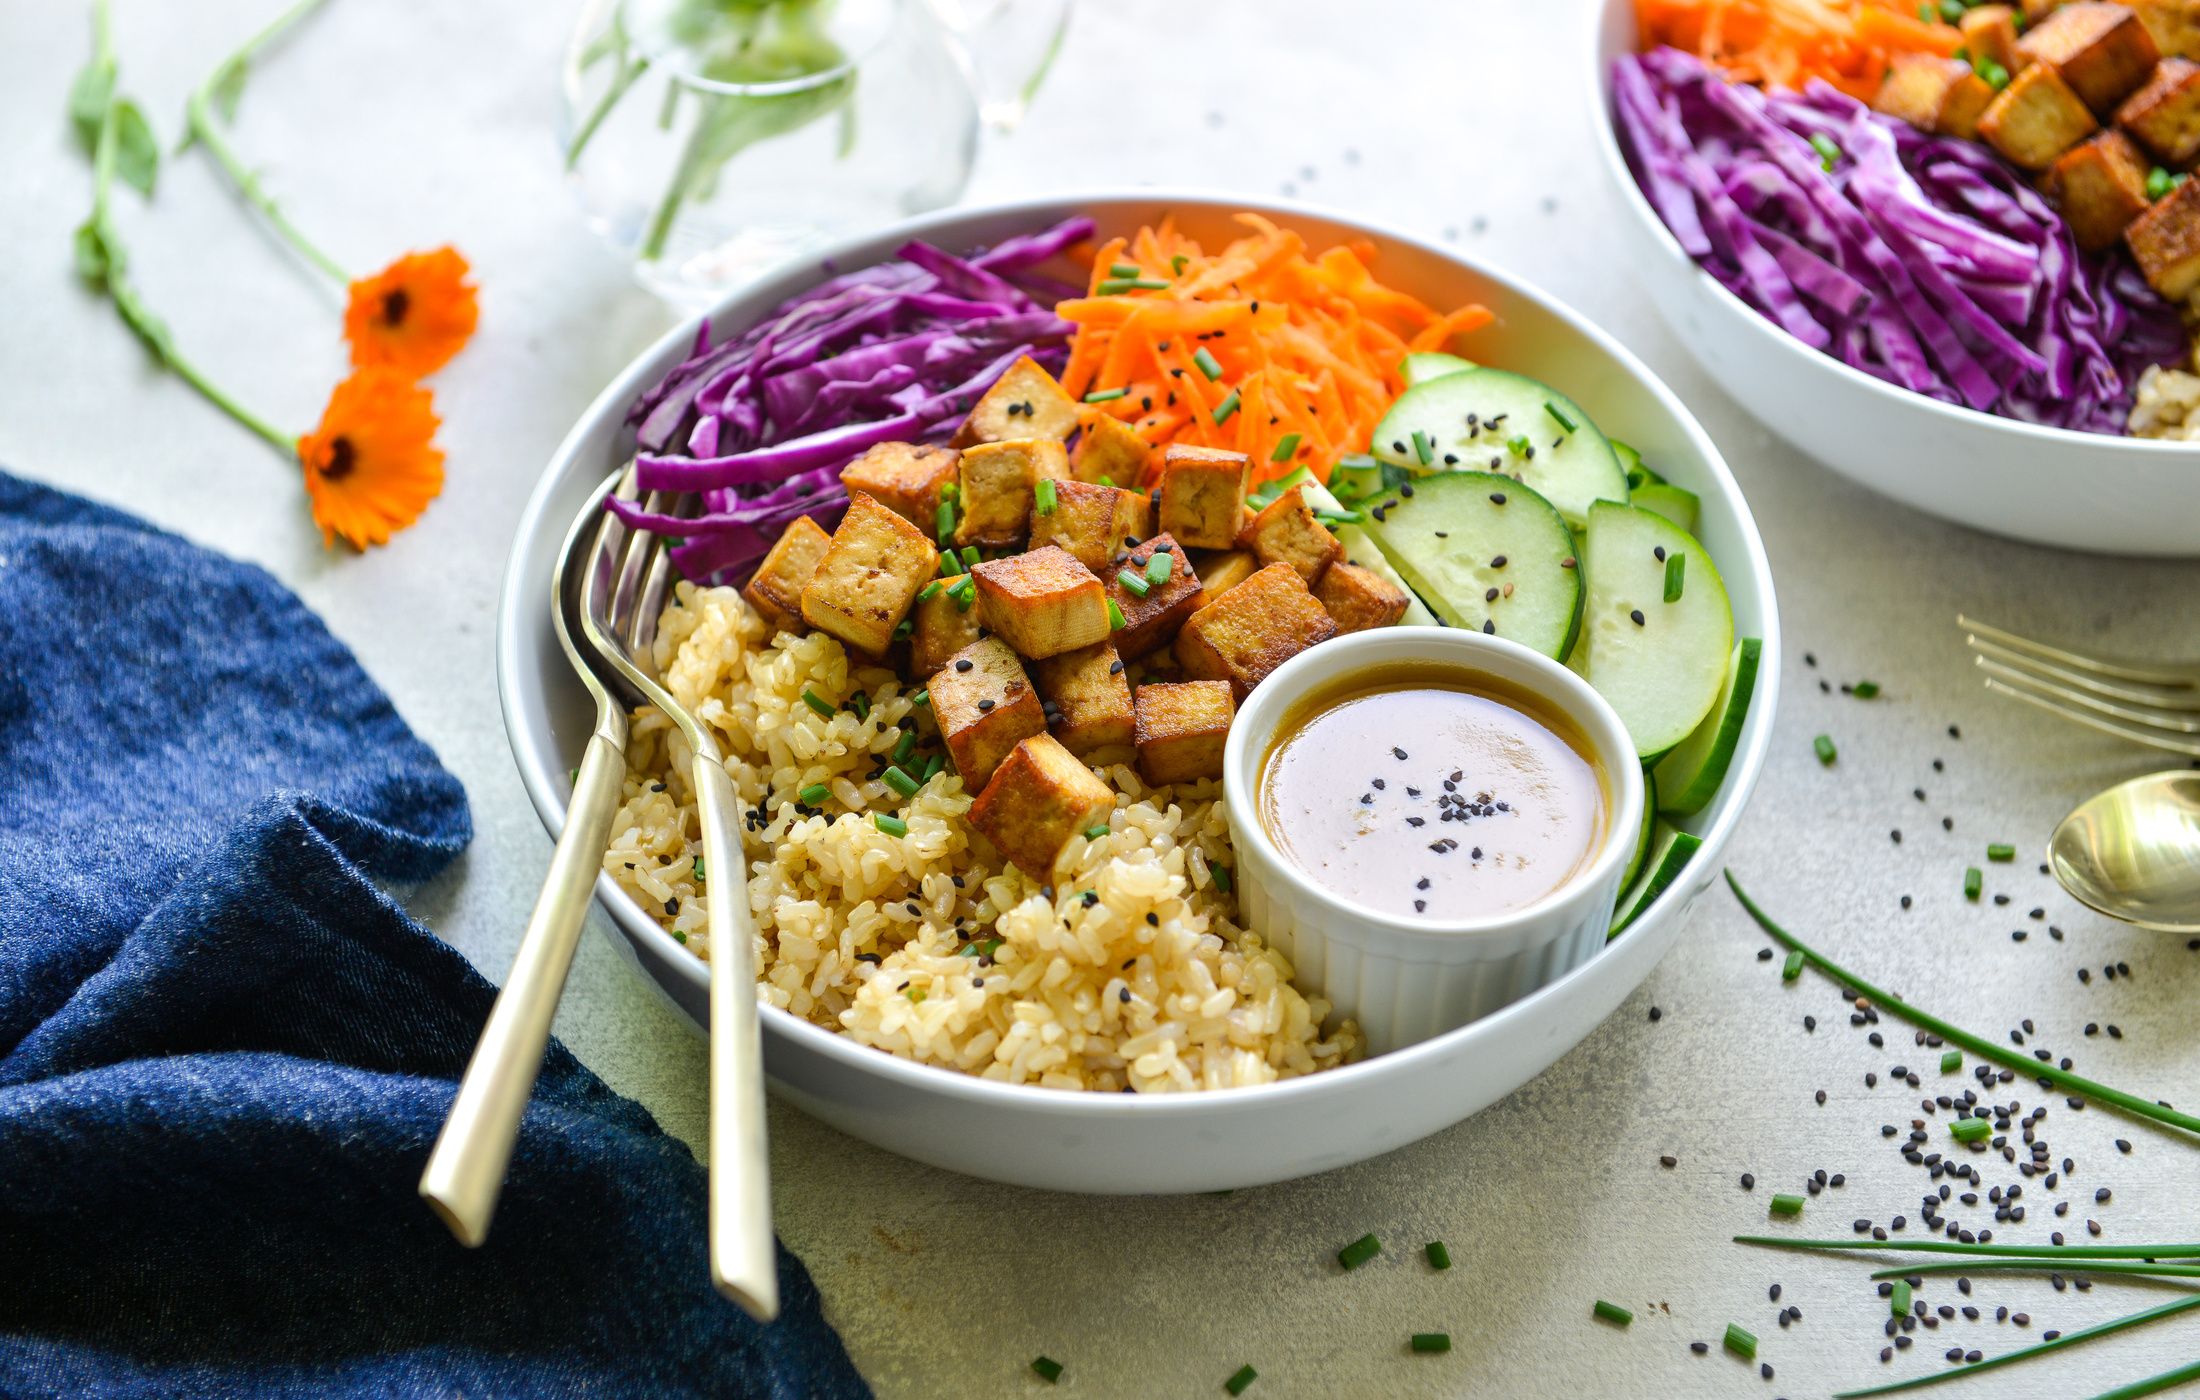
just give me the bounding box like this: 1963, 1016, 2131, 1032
1813, 734, 1837, 765
1832, 1292, 2200, 1398
1107, 598, 1126, 630
2082, 1357, 2200, 1400
935, 501, 955, 543
917, 579, 943, 603
1940, 1049, 1962, 1073
1034, 477, 1058, 515
1083, 824, 1109, 841
1770, 1192, 1805, 1216
1724, 1323, 1756, 1360
1410, 1332, 1452, 1353
1781, 949, 1804, 981
1224, 1363, 1258, 1395
891, 729, 918, 764
1593, 1300, 1633, 1326
1949, 1115, 1990, 1142
1545, 400, 1577, 432
883, 765, 920, 798
1964, 866, 1982, 900
1337, 1233, 1381, 1270
1732, 1237, 2200, 1260
1987, 843, 2016, 862
1031, 1356, 1063, 1383
1425, 1241, 1451, 1270
1663, 552, 1686, 603
1192, 346, 1223, 380
1411, 429, 1434, 466
1888, 1279, 1911, 1316
1212, 388, 1242, 426
1117, 568, 1151, 598
1108, 261, 1140, 278
1869, 1260, 2200, 1282
798, 782, 831, 805
1146, 551, 1174, 584
800, 688, 836, 719
873, 813, 908, 837
1270, 433, 1301, 462
1725, 870, 2200, 1138
1084, 387, 1128, 403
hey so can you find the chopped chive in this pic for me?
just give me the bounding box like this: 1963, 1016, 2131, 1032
1224, 1363, 1258, 1395
938, 553, 961, 579
1810, 131, 1841, 172
2146, 165, 2185, 201
1986, 843, 2016, 862
1127, 278, 1169, 290
849, 690, 869, 722
1146, 551, 1174, 584
1117, 568, 1151, 598
883, 765, 920, 798
922, 753, 945, 782
1842, 1297, 2200, 1399
1097, 474, 1116, 487
1313, 510, 1364, 527
1889, 1279, 1912, 1317
1171, 254, 1189, 275
1084, 388, 1129, 404
911, 687, 929, 706
1193, 346, 1223, 380
1663, 552, 1686, 603
1425, 1241, 1451, 1270
1337, 1233, 1381, 1270
1852, 679, 1880, 699
892, 618, 913, 640
951, 580, 977, 611
1741, 1238, 2200, 1261
1593, 1300, 1633, 1327
1207, 860, 1232, 893
905, 986, 925, 1003
1724, 1322, 1757, 1360
1212, 388, 1242, 425
891, 729, 918, 765
1782, 949, 1804, 981
1031, 1356, 1063, 1384
672, 929, 688, 944
873, 813, 909, 838
940, 481, 959, 503
1411, 429, 1434, 466
1545, 400, 1577, 433
1506, 434, 1531, 457
1916, 1, 1932, 20
800, 688, 836, 719
1981, 58, 2011, 90
1034, 477, 1058, 515
1108, 598, 1126, 630
1941, 1049, 1962, 1073
691, 855, 704, 882
935, 501, 955, 543
1813, 734, 1837, 766
1950, 1115, 1991, 1143
1084, 824, 1110, 841
1963, 866, 1982, 900
798, 782, 831, 805
1108, 261, 1140, 278
569, 767, 580, 784
1410, 1333, 1451, 1354
917, 579, 944, 603
961, 545, 983, 572
1770, 1193, 1805, 1217
1269, 433, 1302, 462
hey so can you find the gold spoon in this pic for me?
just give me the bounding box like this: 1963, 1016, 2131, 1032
2049, 771, 2200, 933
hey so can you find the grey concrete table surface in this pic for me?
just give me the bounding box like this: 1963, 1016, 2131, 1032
4, 1, 2197, 1395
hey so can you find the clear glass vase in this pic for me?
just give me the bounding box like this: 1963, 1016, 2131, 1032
560, 0, 981, 308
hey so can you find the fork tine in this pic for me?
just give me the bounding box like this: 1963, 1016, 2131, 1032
1981, 675, 2200, 758
1975, 656, 2200, 734
1966, 636, 2200, 713
1956, 614, 2199, 688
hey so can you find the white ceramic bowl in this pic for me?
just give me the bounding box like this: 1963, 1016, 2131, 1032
1587, 0, 2200, 558
497, 192, 1781, 1194
1223, 628, 1645, 1055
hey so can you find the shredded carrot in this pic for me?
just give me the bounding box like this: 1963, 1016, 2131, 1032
1638, 0, 1960, 99
1056, 215, 1492, 485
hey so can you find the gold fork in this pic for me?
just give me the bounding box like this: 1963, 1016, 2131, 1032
1958, 614, 2200, 757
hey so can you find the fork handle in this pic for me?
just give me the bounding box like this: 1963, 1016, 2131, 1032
694, 750, 779, 1321
419, 726, 628, 1247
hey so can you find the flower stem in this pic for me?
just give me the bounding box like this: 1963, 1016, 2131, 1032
184, 0, 350, 283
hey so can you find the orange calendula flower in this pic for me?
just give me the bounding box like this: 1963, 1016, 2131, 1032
297, 369, 445, 550
344, 246, 479, 377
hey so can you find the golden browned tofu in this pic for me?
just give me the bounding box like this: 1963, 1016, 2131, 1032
968, 733, 1116, 881
1172, 562, 1338, 700
797, 493, 938, 658
1156, 444, 1250, 550
909, 573, 982, 677
1030, 479, 1153, 575
2020, 1, 2162, 113
950, 356, 1080, 450
2131, 0, 2200, 62
1033, 641, 1135, 757
952, 437, 1069, 549
1875, 54, 1997, 138
2043, 130, 2156, 249
2117, 58, 2200, 164
2125, 171, 2200, 297
1192, 548, 1259, 597
930, 637, 1046, 790
1980, 61, 2102, 167
2022, 0, 2062, 20
1071, 410, 1150, 486
1133, 681, 1234, 786
838, 441, 959, 531
742, 514, 831, 632
1235, 485, 1344, 585
1962, 5, 2032, 79
1107, 534, 1207, 661
1314, 562, 1411, 635
971, 546, 1110, 659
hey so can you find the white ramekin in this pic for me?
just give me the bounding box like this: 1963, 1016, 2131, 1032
1223, 627, 1646, 1055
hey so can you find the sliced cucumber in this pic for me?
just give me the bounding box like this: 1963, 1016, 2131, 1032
1652, 637, 1762, 817
1402, 351, 1475, 387
1358, 471, 1582, 659
1370, 368, 1629, 528
1334, 525, 1439, 627
1609, 821, 1702, 938
1631, 481, 1701, 535
1582, 502, 1734, 759
1614, 440, 1665, 491
1621, 768, 1658, 892
1328, 455, 1393, 504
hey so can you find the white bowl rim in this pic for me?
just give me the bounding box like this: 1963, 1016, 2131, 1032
495, 186, 1782, 1121
1583, 0, 2193, 459
1220, 625, 1647, 945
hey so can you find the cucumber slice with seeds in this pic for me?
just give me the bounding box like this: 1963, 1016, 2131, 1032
1358, 471, 1582, 659
1370, 367, 1629, 527
1582, 502, 1733, 759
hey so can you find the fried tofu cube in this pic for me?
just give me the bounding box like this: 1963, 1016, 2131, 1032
1235, 485, 1344, 585
910, 573, 982, 677
742, 514, 832, 632
1192, 548, 1259, 597
1107, 534, 1207, 661
929, 637, 1046, 790
838, 441, 960, 531
2021, 0, 2062, 20
2117, 58, 2200, 164
968, 733, 1116, 881
1030, 480, 1153, 575
971, 546, 1110, 659
950, 356, 1080, 449
1980, 61, 2102, 167
2019, 2, 2162, 113
2125, 171, 2200, 297
1156, 444, 1251, 550
2132, 0, 2200, 62
1172, 562, 1338, 700
2043, 130, 2156, 249
798, 493, 938, 658
1033, 641, 1135, 757
1875, 54, 1998, 138
1133, 681, 1235, 786
1071, 410, 1151, 486
953, 437, 1069, 549
1314, 562, 1412, 635
1961, 5, 2031, 79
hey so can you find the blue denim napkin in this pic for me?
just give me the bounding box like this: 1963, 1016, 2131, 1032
0, 473, 867, 1399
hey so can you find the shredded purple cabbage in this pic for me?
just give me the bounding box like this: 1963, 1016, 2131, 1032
617, 218, 1093, 582
1614, 48, 2185, 435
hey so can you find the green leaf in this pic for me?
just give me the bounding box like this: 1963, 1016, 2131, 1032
68, 57, 115, 154
111, 99, 158, 196
210, 58, 250, 123
72, 219, 110, 283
